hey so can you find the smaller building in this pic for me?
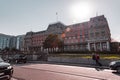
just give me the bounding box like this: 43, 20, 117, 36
9, 36, 17, 49
16, 35, 25, 51
0, 33, 25, 52
0, 33, 11, 50
110, 39, 120, 52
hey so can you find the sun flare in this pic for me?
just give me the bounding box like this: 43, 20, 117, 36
70, 2, 93, 22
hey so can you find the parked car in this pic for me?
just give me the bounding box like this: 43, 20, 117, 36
8, 54, 27, 63
0, 57, 13, 80
109, 60, 120, 73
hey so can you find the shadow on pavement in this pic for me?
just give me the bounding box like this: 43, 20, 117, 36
95, 67, 104, 71
112, 72, 120, 76
13, 77, 25, 80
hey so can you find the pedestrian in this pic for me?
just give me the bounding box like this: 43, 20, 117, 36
95, 54, 102, 67
92, 53, 103, 71
92, 53, 102, 66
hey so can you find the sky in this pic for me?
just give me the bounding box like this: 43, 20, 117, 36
0, 0, 120, 41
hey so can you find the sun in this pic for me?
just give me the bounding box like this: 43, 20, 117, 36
70, 2, 93, 22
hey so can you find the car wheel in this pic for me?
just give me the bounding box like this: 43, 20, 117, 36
117, 67, 120, 73
7, 75, 12, 80
7, 77, 11, 80
24, 61, 26, 63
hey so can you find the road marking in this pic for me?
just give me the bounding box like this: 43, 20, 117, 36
12, 78, 18, 80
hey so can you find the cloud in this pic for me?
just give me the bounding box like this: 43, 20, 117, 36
112, 34, 120, 42
115, 36, 120, 42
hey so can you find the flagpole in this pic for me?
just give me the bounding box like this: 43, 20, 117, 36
56, 12, 58, 22
96, 12, 98, 16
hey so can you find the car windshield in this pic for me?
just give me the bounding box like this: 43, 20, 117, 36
14, 54, 20, 58
116, 60, 120, 62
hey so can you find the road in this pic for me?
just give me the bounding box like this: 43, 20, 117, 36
12, 63, 120, 80
12, 78, 18, 80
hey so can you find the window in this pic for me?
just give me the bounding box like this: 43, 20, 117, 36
77, 36, 80, 38
101, 31, 105, 36
90, 33, 94, 37
102, 42, 107, 50
65, 37, 67, 40
67, 40, 69, 43
71, 45, 74, 49
80, 35, 82, 38
85, 34, 88, 38
73, 36, 75, 39
71, 40, 73, 43
95, 32, 99, 38
69, 37, 71, 39
91, 26, 93, 28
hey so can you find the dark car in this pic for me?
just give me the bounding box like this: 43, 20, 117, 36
0, 57, 13, 80
8, 54, 27, 63
109, 60, 120, 73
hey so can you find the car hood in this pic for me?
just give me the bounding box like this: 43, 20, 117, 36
113, 60, 120, 63
0, 61, 10, 67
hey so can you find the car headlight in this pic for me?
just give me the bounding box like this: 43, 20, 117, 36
110, 61, 116, 65
7, 66, 13, 69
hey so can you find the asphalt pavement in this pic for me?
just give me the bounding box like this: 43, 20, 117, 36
12, 78, 18, 80
13, 63, 119, 80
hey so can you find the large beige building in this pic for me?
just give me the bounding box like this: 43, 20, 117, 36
24, 15, 111, 53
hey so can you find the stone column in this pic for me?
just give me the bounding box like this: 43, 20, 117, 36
41, 46, 43, 51
106, 41, 110, 51
87, 42, 91, 51
100, 42, 102, 51
94, 43, 96, 51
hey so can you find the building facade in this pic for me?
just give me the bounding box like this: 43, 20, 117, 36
9, 36, 17, 49
0, 33, 25, 51
0, 33, 11, 50
24, 15, 111, 53
24, 22, 66, 53
110, 39, 120, 52
88, 15, 111, 51
16, 35, 25, 51
64, 15, 111, 52
64, 22, 89, 51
